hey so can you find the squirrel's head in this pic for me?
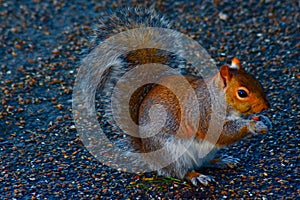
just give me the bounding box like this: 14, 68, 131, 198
219, 58, 270, 116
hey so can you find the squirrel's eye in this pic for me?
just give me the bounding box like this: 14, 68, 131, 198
237, 89, 248, 98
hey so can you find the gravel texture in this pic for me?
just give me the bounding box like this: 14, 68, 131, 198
0, 0, 299, 199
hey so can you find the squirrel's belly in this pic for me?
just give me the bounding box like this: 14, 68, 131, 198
181, 138, 218, 168
147, 136, 218, 179
157, 138, 218, 178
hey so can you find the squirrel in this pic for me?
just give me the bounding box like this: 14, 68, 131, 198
86, 7, 272, 186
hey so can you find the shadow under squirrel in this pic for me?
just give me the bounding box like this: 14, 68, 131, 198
88, 7, 272, 186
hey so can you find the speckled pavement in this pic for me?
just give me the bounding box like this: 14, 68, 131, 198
0, 0, 299, 199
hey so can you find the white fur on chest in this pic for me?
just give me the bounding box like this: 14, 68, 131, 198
227, 111, 243, 120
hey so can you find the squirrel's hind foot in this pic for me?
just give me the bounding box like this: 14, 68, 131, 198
185, 172, 214, 186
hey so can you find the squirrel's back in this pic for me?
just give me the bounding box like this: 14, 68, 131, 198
93, 7, 194, 127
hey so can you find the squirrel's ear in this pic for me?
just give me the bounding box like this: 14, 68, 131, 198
230, 57, 242, 70
220, 65, 232, 85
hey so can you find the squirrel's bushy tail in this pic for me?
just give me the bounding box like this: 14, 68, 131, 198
94, 7, 172, 42
79, 8, 189, 149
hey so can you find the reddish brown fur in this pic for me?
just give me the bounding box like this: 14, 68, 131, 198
137, 58, 269, 147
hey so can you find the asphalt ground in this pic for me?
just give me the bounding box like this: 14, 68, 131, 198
0, 0, 299, 199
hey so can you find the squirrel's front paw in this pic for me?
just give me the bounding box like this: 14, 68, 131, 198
208, 155, 240, 169
250, 115, 272, 134
185, 172, 214, 186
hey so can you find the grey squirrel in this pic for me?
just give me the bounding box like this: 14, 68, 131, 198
86, 7, 272, 186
